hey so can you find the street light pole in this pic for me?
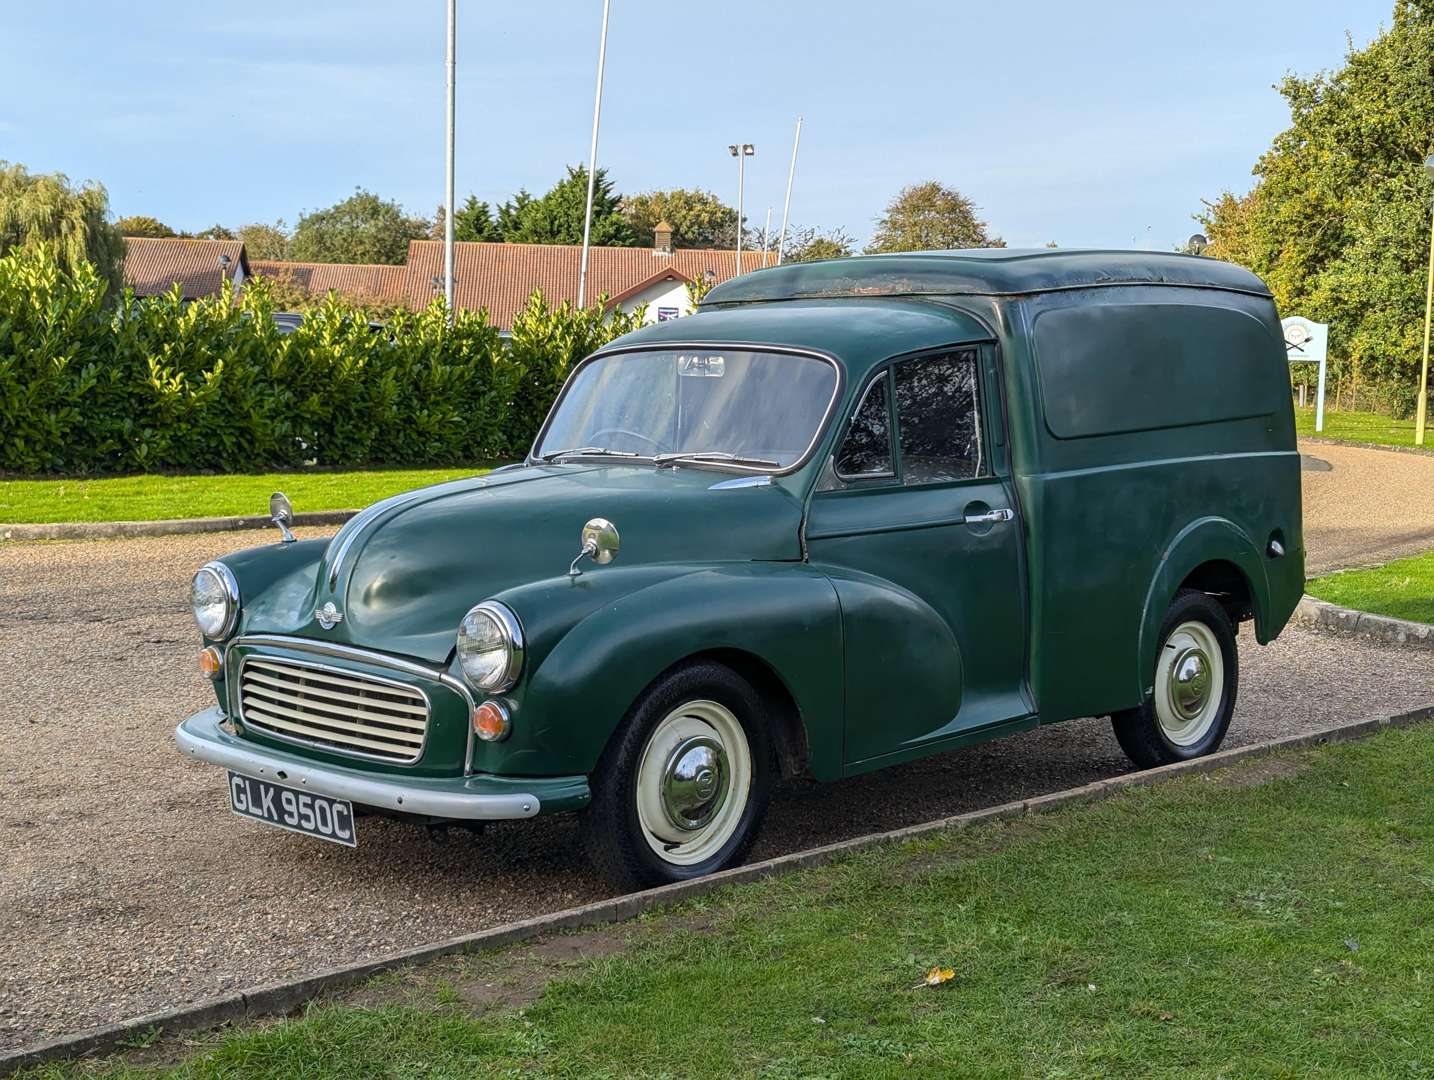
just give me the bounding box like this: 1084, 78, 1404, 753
728, 143, 754, 275
577, 0, 611, 311
1416, 154, 1434, 446
443, 0, 456, 321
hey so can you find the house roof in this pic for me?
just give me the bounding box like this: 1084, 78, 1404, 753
122, 237, 249, 298
249, 259, 407, 305
402, 240, 775, 329
702, 248, 1272, 308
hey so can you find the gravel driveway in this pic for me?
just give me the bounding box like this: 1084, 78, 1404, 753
1300, 439, 1434, 574
3, 456, 1433, 1050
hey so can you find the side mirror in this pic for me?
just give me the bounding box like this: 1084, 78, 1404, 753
569, 517, 620, 577
269, 491, 296, 543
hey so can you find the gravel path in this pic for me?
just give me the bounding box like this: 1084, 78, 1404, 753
1300, 439, 1434, 574
2, 471, 1432, 1050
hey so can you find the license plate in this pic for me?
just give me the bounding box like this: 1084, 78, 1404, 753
227, 771, 357, 847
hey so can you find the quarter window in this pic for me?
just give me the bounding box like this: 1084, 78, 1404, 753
833, 374, 894, 477
894, 351, 983, 484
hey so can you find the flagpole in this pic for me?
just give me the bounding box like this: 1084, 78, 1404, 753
577, 0, 611, 310
443, 0, 456, 319
776, 115, 802, 265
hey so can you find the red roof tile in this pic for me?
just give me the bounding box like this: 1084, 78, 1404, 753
122, 238, 248, 299
248, 260, 407, 305
401, 241, 775, 329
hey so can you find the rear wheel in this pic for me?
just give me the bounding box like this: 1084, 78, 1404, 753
1111, 589, 1239, 768
581, 661, 775, 891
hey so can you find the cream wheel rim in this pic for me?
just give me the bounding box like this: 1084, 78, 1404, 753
635, 699, 752, 866
1155, 620, 1224, 747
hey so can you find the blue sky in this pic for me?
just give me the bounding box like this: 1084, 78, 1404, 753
0, 0, 1394, 251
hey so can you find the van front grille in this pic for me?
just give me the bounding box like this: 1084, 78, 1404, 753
238, 657, 429, 763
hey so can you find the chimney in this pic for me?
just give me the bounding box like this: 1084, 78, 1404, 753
653, 220, 674, 256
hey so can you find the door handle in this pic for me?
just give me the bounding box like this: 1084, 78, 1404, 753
963, 507, 1014, 526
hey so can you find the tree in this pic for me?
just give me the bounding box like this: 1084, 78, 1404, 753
0, 161, 125, 294
190, 224, 236, 240
782, 225, 857, 263
502, 166, 635, 247
622, 188, 738, 249
289, 188, 431, 265
115, 215, 175, 238
496, 190, 533, 238
866, 181, 1003, 253
1200, 0, 1434, 415
238, 221, 290, 261
432, 195, 501, 243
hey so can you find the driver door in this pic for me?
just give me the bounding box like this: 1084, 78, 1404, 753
805, 347, 1032, 770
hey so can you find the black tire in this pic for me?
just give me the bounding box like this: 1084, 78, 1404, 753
580, 661, 776, 892
1111, 589, 1239, 769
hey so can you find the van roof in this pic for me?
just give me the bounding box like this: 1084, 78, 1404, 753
699, 248, 1271, 307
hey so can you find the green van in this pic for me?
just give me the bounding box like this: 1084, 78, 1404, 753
176, 249, 1304, 890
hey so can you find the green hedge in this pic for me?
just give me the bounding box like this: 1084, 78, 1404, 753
0, 248, 644, 474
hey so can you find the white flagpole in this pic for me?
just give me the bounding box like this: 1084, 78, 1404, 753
577, 0, 611, 310
776, 116, 802, 265
443, 0, 456, 319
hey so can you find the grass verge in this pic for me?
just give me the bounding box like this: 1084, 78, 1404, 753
1295, 405, 1419, 447
0, 468, 490, 524
26, 723, 1434, 1079
1307, 549, 1434, 625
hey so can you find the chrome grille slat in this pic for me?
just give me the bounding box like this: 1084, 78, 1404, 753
242, 669, 428, 722
238, 656, 430, 764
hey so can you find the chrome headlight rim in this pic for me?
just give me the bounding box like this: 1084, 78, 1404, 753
457, 600, 525, 693
192, 561, 241, 641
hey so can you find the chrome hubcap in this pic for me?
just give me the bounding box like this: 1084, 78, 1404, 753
660, 736, 729, 832
1168, 647, 1212, 720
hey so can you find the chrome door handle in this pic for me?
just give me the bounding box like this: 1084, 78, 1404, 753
963, 507, 1014, 526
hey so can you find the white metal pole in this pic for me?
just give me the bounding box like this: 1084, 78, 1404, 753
736, 150, 745, 276
577, 0, 611, 310
1316, 355, 1327, 433
762, 207, 772, 266
776, 116, 802, 265
443, 0, 456, 319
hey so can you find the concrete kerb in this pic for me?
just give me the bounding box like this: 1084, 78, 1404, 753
0, 510, 356, 543
1294, 593, 1434, 650
4, 702, 1432, 1077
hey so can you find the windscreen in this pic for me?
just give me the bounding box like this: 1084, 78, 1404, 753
536, 348, 839, 469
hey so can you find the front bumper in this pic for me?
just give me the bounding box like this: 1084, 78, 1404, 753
176, 707, 590, 819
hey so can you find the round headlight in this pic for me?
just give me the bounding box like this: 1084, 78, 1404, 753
191, 562, 240, 640
456, 601, 524, 692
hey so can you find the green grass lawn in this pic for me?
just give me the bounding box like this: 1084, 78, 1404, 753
1295, 405, 1421, 447
31, 723, 1434, 1079
0, 468, 492, 524
1307, 549, 1434, 625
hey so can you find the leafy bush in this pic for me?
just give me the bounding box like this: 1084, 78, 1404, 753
0, 247, 644, 475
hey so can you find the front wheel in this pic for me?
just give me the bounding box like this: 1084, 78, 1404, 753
1111, 589, 1239, 769
580, 662, 774, 891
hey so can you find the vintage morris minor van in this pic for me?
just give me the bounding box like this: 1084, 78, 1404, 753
177, 249, 1304, 890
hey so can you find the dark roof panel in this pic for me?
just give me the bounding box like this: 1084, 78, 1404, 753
700, 249, 1271, 307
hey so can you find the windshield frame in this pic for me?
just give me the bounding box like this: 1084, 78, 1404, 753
527, 341, 847, 476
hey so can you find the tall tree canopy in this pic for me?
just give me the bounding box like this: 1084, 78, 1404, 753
0, 162, 125, 294
238, 221, 290, 260
502, 166, 635, 247
114, 215, 175, 238
289, 189, 430, 265
1202, 0, 1434, 414
866, 181, 1003, 253
432, 195, 501, 243
622, 188, 738, 249
783, 225, 856, 263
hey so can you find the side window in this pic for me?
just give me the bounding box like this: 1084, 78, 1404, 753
894, 351, 983, 484
833, 373, 894, 478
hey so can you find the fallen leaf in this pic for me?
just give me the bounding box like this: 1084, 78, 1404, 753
1344, 938, 1360, 952
1160, 1012, 1174, 1022
915, 966, 956, 988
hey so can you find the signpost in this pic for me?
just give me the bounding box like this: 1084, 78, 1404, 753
1281, 316, 1328, 433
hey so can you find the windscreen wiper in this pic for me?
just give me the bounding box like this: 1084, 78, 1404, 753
538, 446, 641, 463
652, 451, 780, 470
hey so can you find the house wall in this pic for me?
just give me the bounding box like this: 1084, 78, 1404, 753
617, 279, 693, 323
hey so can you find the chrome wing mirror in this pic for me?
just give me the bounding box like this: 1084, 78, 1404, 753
568, 517, 619, 577
269, 491, 296, 544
